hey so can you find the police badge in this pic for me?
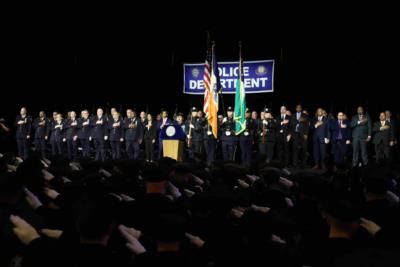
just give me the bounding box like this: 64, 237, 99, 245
192, 68, 200, 78
255, 65, 267, 76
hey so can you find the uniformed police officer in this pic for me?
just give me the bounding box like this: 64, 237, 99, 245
258, 108, 277, 163
203, 119, 217, 166
238, 108, 254, 166
156, 110, 172, 158
220, 106, 237, 161
186, 107, 204, 158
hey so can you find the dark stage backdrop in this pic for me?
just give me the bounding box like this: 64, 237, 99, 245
2, 27, 399, 122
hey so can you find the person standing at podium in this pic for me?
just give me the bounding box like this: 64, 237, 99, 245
174, 112, 186, 133
156, 110, 172, 158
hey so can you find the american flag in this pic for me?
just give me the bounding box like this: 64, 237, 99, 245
203, 44, 212, 118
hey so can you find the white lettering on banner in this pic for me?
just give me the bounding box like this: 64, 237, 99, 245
190, 80, 204, 90
220, 79, 236, 88
191, 77, 269, 90
218, 66, 250, 77
184, 60, 274, 94
259, 77, 268, 87
244, 77, 269, 88
243, 67, 249, 76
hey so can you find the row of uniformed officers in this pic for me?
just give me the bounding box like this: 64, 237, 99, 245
13, 104, 396, 168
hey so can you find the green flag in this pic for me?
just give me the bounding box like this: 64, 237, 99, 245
234, 42, 246, 134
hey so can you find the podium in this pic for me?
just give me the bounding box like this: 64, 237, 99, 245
159, 124, 186, 161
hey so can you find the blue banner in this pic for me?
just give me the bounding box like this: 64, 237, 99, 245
183, 60, 274, 95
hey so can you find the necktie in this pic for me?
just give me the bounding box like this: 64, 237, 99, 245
338, 121, 342, 140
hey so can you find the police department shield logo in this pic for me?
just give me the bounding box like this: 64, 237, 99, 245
166, 126, 176, 137
255, 65, 267, 76
192, 68, 200, 78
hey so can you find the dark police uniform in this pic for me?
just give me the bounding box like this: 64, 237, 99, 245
203, 120, 217, 165
186, 107, 204, 158
220, 106, 237, 161
257, 110, 277, 163
238, 111, 254, 166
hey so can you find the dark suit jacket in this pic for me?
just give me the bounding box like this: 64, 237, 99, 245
156, 118, 173, 132
290, 113, 309, 137
330, 119, 351, 142
108, 119, 123, 141
123, 117, 144, 141
90, 116, 108, 139
373, 120, 393, 145
15, 115, 32, 139
33, 118, 49, 139
276, 115, 291, 136
77, 118, 91, 139
386, 119, 396, 141
257, 119, 277, 142
65, 119, 78, 140
50, 120, 65, 142
185, 117, 204, 142
144, 123, 157, 140
311, 116, 330, 143
351, 114, 372, 139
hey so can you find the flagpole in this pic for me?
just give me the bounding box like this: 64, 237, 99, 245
215, 41, 226, 116
234, 40, 247, 135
